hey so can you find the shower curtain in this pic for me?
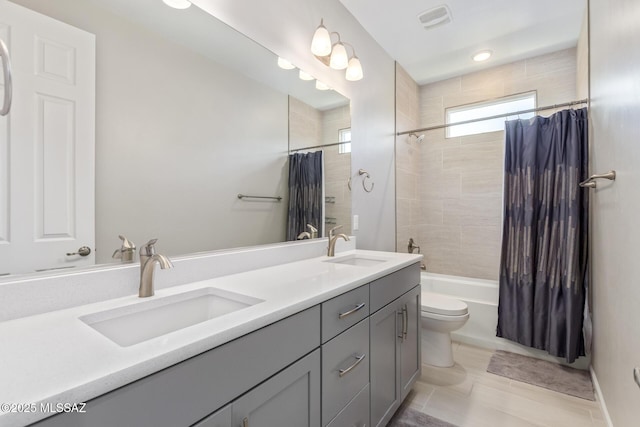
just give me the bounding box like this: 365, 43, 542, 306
286, 151, 323, 241
497, 108, 589, 363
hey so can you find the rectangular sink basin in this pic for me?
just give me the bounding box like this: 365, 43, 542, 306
80, 287, 264, 347
325, 255, 388, 267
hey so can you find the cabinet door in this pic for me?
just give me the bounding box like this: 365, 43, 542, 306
369, 301, 401, 427
399, 286, 421, 400
232, 349, 321, 427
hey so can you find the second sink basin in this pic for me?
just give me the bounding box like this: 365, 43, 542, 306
80, 287, 264, 347
325, 254, 388, 267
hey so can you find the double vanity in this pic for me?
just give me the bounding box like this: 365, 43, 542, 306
0, 241, 422, 427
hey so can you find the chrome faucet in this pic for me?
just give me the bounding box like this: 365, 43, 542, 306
327, 225, 350, 257
306, 224, 318, 239
112, 234, 136, 263
139, 239, 173, 298
297, 224, 319, 240
297, 231, 312, 240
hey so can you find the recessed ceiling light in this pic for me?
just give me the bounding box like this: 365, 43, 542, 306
162, 0, 191, 10
473, 50, 492, 62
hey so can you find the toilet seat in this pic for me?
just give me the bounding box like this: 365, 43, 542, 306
421, 291, 468, 316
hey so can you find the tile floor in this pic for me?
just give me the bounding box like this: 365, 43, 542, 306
405, 342, 607, 427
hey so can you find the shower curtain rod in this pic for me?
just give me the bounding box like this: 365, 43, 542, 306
396, 98, 589, 136
289, 141, 347, 153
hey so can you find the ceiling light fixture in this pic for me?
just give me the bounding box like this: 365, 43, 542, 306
299, 70, 315, 81
310, 19, 364, 81
315, 80, 330, 91
277, 57, 296, 70
473, 50, 492, 62
162, 0, 192, 10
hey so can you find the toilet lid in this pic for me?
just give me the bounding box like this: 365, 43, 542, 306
421, 292, 468, 316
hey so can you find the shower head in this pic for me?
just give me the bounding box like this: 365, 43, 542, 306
408, 133, 425, 143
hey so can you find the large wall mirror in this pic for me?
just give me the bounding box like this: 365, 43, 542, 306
0, 0, 350, 277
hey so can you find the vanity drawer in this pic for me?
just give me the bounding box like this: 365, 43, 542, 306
370, 263, 420, 313
322, 318, 369, 425
322, 284, 369, 343
326, 383, 370, 427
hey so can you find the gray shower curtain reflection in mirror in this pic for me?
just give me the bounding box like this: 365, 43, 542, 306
497, 107, 589, 363
286, 151, 323, 241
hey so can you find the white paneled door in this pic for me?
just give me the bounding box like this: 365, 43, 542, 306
0, 1, 95, 275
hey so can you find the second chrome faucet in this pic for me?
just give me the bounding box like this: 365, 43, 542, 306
327, 225, 350, 257
139, 239, 173, 298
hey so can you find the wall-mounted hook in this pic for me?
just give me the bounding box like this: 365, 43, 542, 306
358, 168, 374, 192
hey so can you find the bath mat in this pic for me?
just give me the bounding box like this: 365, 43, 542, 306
487, 350, 595, 400
388, 404, 457, 427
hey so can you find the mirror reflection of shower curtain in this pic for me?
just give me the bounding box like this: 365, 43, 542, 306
286, 151, 323, 241
497, 107, 589, 363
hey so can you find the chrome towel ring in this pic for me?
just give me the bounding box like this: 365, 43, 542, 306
358, 169, 374, 192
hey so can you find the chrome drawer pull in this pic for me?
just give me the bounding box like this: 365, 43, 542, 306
338, 302, 366, 319
242, 417, 249, 427
402, 305, 408, 339
339, 354, 366, 377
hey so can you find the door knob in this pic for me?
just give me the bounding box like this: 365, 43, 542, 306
66, 246, 91, 257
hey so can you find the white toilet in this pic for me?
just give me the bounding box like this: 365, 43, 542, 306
420, 291, 470, 367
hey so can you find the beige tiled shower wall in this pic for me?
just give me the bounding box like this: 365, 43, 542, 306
397, 48, 578, 280
395, 63, 421, 253
322, 105, 351, 235
289, 97, 351, 236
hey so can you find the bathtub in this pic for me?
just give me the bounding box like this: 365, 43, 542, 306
420, 272, 591, 369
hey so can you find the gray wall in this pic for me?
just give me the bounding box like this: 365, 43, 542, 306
11, 0, 290, 262
590, 0, 640, 425
195, 0, 397, 251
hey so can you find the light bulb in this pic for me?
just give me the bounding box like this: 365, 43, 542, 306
311, 20, 332, 56
299, 70, 314, 81
277, 57, 296, 70
346, 56, 363, 81
329, 42, 349, 70
315, 80, 330, 91
162, 0, 191, 9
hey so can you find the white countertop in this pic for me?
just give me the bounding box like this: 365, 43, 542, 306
0, 249, 422, 427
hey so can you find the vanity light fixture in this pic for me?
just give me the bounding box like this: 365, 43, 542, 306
310, 19, 364, 81
299, 70, 315, 81
472, 50, 492, 62
162, 0, 192, 9
315, 80, 330, 91
277, 57, 296, 70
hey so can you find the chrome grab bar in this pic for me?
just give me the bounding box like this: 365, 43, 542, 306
338, 354, 366, 377
0, 39, 12, 116
338, 303, 366, 319
579, 170, 616, 188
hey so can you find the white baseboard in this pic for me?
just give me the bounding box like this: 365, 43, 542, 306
590, 367, 614, 427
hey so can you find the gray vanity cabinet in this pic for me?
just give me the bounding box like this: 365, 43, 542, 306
369, 263, 421, 427
195, 350, 321, 427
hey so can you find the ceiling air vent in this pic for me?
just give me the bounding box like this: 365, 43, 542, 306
417, 5, 452, 30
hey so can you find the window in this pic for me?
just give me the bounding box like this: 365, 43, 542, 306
445, 92, 537, 138
338, 128, 351, 154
